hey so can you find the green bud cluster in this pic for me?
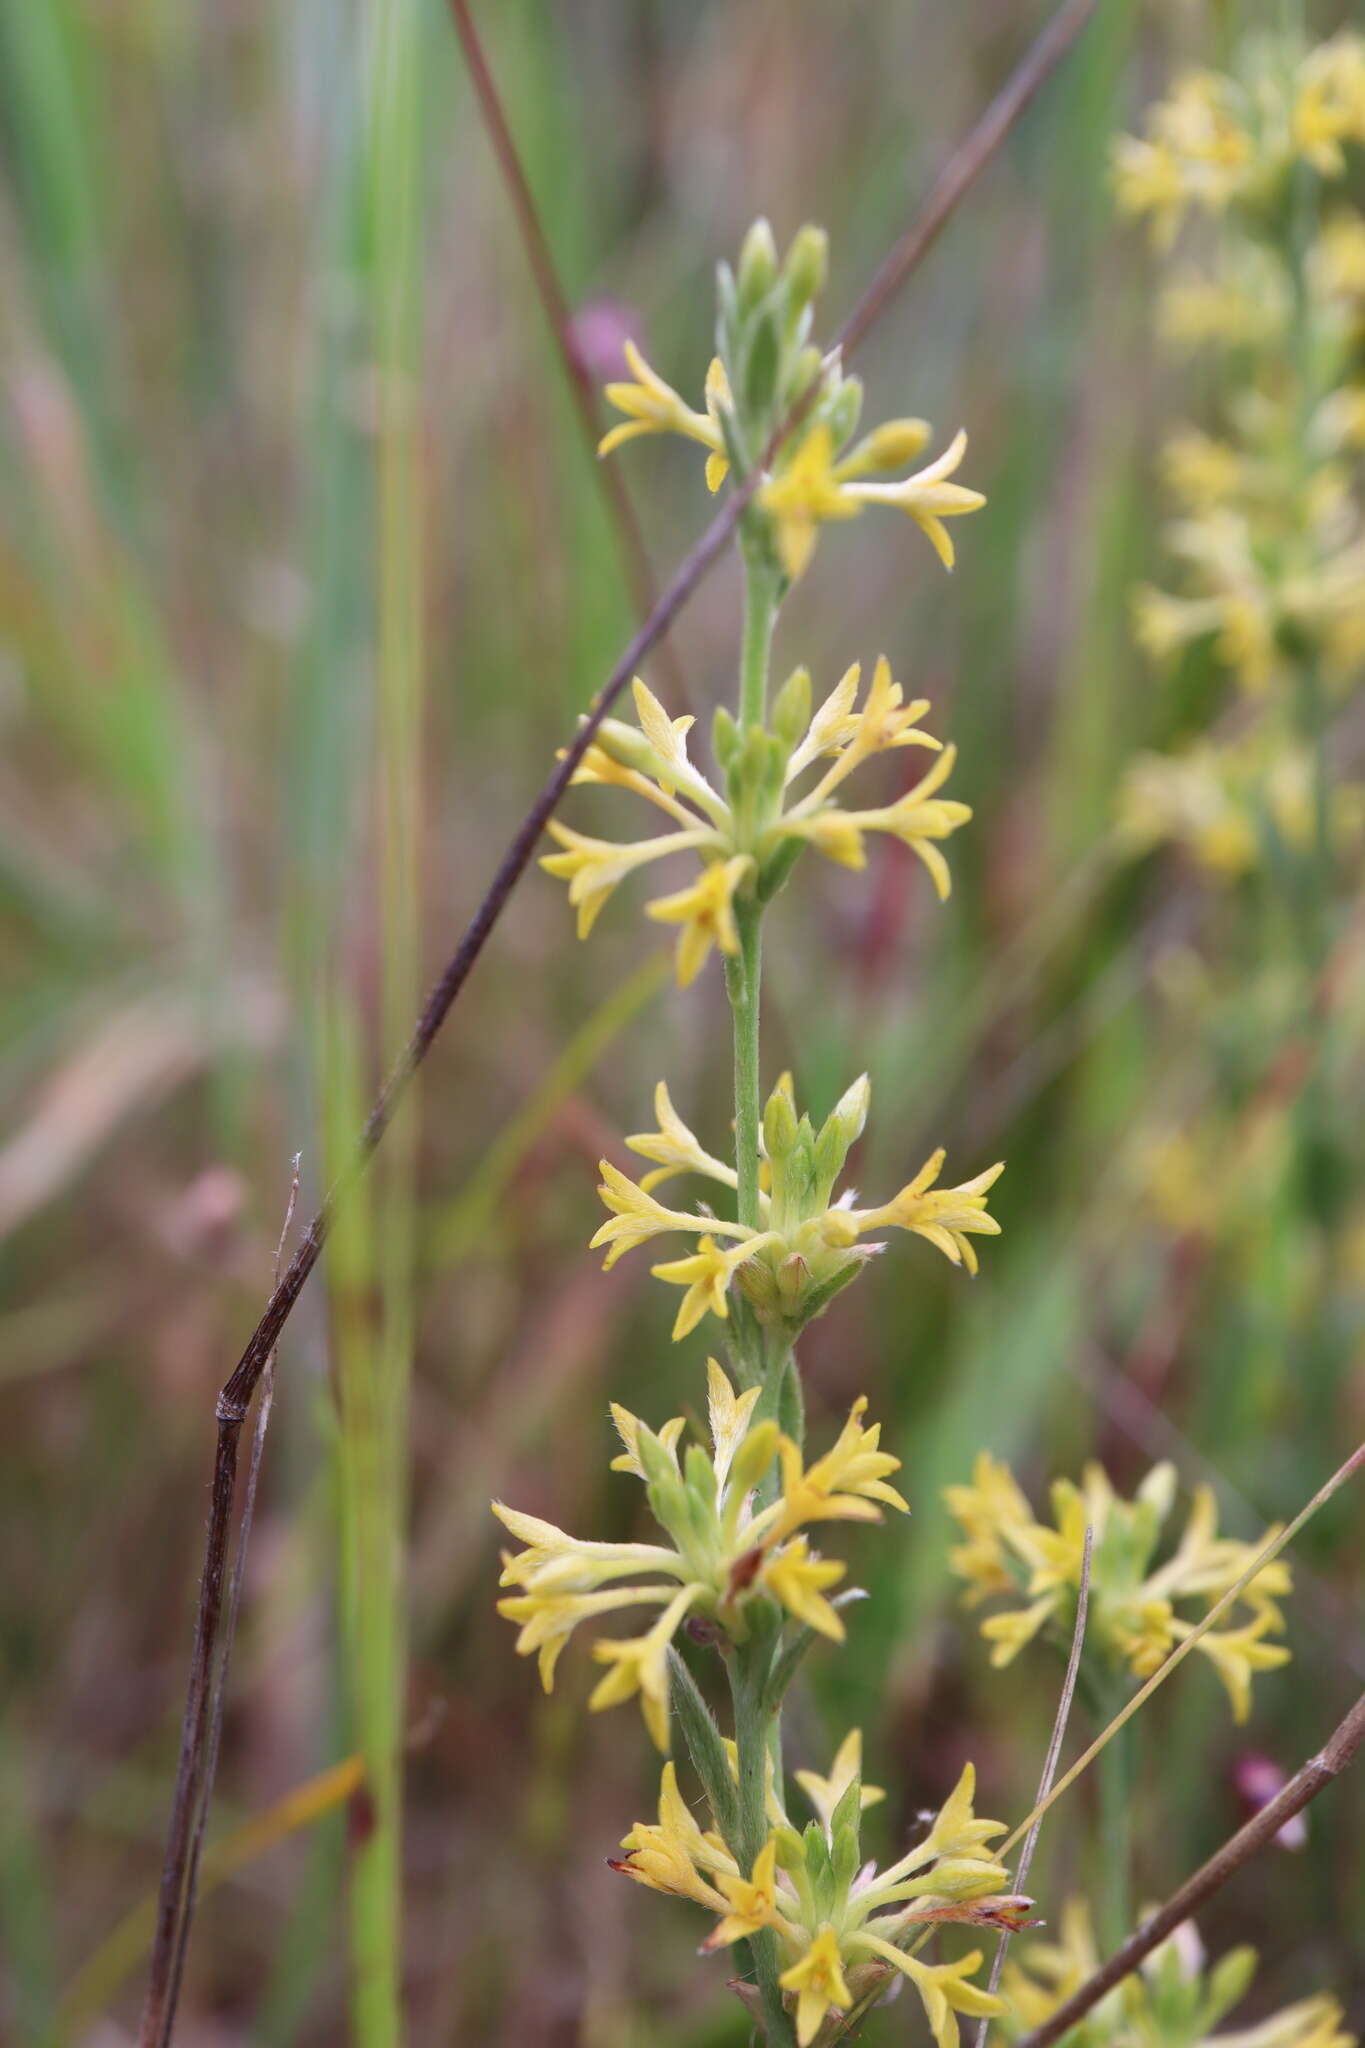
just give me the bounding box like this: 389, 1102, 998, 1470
712, 218, 861, 501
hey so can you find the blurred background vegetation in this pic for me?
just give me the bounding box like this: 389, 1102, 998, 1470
0, 1, 1361, 2043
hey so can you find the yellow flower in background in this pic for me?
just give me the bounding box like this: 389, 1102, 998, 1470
646, 853, 753, 985
1001, 1898, 1355, 2048
945, 1457, 1292, 1720
780, 1927, 854, 2046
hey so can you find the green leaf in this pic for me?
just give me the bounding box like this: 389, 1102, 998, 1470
667, 1649, 740, 1845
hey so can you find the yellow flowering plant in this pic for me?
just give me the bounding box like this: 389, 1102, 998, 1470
945, 1456, 1291, 1724
1114, 28, 1365, 875
493, 220, 1009, 2045
1001, 1898, 1355, 2048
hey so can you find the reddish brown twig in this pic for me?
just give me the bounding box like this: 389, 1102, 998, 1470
445, 0, 691, 708
137, 7, 1100, 2039
1009, 1689, 1365, 2048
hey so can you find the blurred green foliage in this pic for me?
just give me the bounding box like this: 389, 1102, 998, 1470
0, 2, 1361, 2043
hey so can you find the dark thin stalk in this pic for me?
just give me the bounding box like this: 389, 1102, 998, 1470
445, 0, 692, 709
136, 8, 1101, 2037
1009, 1691, 1365, 2048
159, 1159, 301, 2037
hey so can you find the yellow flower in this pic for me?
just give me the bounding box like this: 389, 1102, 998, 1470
794, 1729, 885, 1830
496, 1582, 680, 1693
762, 1534, 847, 1639
943, 1452, 1039, 1604
701, 1837, 794, 1950
760, 424, 861, 579
590, 1159, 750, 1268
761, 1397, 909, 1545
1294, 35, 1365, 178
599, 338, 726, 467
705, 1356, 763, 1492
1171, 1610, 1292, 1725
851, 1148, 1005, 1272
611, 1761, 734, 1907
540, 819, 715, 939
759, 423, 985, 581
607, 1401, 686, 1477
850, 1938, 1005, 2048
646, 853, 754, 985
626, 1079, 738, 1193
1112, 135, 1188, 245
841, 429, 987, 569
588, 1581, 705, 1750
784, 655, 941, 804
650, 1232, 775, 1340
779, 1926, 853, 2047
780, 744, 972, 892
946, 1456, 1293, 1712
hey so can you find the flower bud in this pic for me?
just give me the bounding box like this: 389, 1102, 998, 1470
737, 217, 779, 310
712, 704, 741, 773
728, 1419, 780, 1496
783, 223, 828, 311
772, 666, 812, 753
861, 417, 933, 469
763, 1073, 799, 1165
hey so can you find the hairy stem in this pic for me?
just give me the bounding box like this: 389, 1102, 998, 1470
731, 1630, 796, 2047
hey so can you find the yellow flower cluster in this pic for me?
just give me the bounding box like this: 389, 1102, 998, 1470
1113, 27, 1365, 875
1113, 34, 1365, 244
614, 1738, 1019, 2048
1118, 731, 1365, 880
594, 1072, 1002, 1337
601, 345, 984, 579
945, 1456, 1291, 1722
494, 1363, 908, 1749
1002, 1898, 1355, 2048
542, 659, 972, 983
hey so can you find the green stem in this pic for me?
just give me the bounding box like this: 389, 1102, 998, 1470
729, 903, 764, 1235
731, 1631, 796, 2047
739, 547, 779, 729
1097, 1705, 1133, 1953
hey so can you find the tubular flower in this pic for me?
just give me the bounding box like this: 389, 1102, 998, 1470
780, 1929, 853, 2046
595, 1073, 1003, 1337
845, 1149, 1005, 1271
542, 658, 976, 963
646, 854, 754, 985
598, 338, 728, 473
494, 1370, 910, 1738
1001, 1898, 1356, 2048
615, 1744, 1012, 2048
945, 1456, 1291, 1721
650, 1233, 781, 1341
760, 421, 986, 580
